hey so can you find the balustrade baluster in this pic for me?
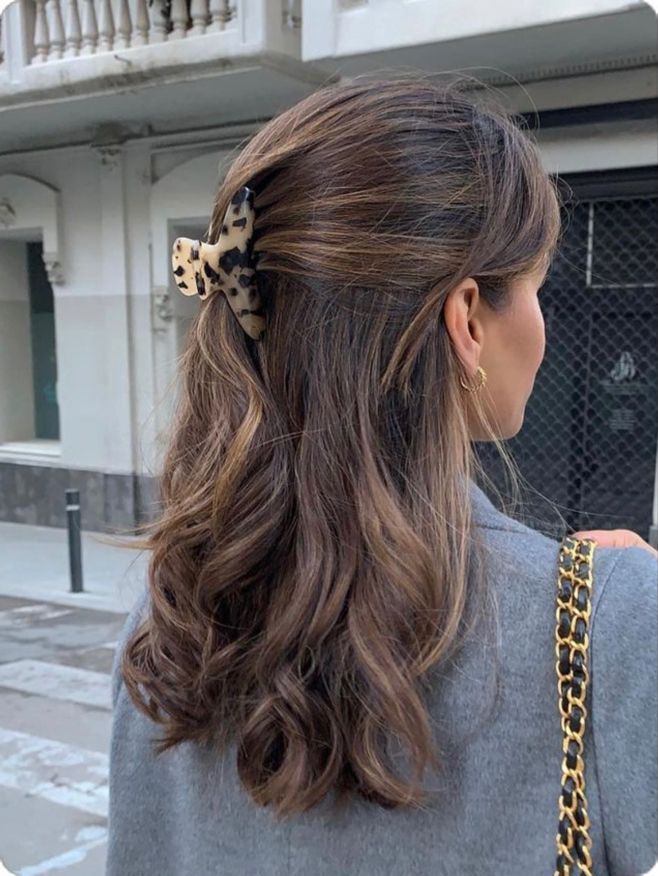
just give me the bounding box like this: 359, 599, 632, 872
170, 0, 188, 39
32, 0, 51, 63
47, 0, 66, 59
98, 0, 115, 51
64, 0, 82, 56
207, 0, 220, 32
80, 0, 99, 54
114, 0, 132, 47
131, 0, 149, 44
189, 0, 208, 35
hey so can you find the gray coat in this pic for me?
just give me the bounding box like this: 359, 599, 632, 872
106, 480, 657, 875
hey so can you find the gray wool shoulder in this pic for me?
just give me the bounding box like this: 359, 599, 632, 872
106, 480, 658, 876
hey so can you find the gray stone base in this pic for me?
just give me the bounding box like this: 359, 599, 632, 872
0, 461, 160, 531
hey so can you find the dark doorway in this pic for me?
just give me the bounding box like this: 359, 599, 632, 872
27, 241, 60, 440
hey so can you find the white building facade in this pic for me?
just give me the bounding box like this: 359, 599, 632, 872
0, 0, 656, 543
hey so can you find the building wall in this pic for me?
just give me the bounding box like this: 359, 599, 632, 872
0, 145, 152, 525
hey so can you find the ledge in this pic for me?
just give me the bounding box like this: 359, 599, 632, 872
0, 439, 62, 465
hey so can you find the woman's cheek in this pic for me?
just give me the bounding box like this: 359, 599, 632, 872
536, 299, 547, 365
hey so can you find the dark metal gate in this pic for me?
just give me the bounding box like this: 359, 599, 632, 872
478, 167, 658, 542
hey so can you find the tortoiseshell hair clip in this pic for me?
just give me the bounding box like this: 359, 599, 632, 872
171, 185, 266, 340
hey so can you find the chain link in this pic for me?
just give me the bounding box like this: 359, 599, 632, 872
554, 535, 596, 875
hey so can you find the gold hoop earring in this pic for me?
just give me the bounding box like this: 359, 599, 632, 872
460, 365, 487, 392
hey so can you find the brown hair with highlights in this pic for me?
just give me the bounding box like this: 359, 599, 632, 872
120, 73, 561, 819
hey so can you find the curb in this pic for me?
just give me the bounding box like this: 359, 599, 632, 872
0, 581, 136, 615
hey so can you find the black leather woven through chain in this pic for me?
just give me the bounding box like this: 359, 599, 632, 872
554, 535, 596, 876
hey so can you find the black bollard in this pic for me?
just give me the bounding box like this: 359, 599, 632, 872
65, 488, 83, 593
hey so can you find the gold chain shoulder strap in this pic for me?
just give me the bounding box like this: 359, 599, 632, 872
554, 535, 597, 876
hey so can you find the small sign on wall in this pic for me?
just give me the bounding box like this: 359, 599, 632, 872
600, 351, 650, 435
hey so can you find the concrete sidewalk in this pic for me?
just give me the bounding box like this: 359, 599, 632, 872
0, 522, 148, 615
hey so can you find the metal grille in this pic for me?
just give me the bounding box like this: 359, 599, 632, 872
478, 180, 658, 542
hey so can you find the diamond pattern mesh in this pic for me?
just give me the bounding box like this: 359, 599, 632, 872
477, 188, 658, 542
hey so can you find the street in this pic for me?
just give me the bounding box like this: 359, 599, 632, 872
0, 595, 129, 875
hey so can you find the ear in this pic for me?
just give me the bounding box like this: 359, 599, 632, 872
442, 277, 484, 372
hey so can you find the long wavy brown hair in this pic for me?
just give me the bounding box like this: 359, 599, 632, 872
120, 72, 562, 820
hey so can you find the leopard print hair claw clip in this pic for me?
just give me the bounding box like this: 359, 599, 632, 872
171, 185, 266, 340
